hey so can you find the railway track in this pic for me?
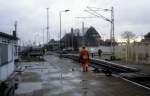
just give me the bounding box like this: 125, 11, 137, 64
62, 54, 150, 90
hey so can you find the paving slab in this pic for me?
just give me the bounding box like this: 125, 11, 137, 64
15, 55, 150, 96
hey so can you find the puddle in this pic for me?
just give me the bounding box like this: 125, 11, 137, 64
40, 72, 60, 81
70, 79, 81, 83
90, 81, 97, 85
21, 72, 41, 82
73, 93, 82, 96
50, 80, 62, 86
45, 88, 62, 95
62, 72, 81, 78
62, 85, 76, 91
15, 82, 42, 94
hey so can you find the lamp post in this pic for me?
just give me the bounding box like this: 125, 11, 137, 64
59, 10, 70, 50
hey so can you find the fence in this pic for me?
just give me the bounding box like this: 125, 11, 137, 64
115, 43, 150, 64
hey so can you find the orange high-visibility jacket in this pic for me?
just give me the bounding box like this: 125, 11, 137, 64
80, 49, 89, 65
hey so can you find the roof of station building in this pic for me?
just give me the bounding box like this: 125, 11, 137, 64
0, 32, 19, 40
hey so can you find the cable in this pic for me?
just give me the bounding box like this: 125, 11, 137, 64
85, 7, 111, 22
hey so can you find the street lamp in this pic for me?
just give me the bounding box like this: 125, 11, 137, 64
59, 10, 70, 50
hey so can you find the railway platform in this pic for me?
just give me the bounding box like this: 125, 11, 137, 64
15, 55, 150, 96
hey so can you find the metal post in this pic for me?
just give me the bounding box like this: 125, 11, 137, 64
14, 21, 17, 33
126, 43, 128, 64
46, 8, 49, 43
59, 10, 70, 51
59, 12, 62, 50
14, 21, 18, 59
65, 31, 67, 48
72, 30, 74, 50
111, 6, 115, 56
43, 28, 44, 44
82, 21, 85, 46
85, 6, 116, 58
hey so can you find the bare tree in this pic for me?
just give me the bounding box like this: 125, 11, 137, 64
121, 31, 136, 43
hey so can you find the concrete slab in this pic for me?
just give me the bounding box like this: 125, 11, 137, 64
15, 55, 150, 96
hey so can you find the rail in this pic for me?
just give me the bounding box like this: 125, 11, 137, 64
62, 54, 139, 74
62, 54, 150, 89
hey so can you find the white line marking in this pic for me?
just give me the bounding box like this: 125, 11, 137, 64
121, 77, 150, 90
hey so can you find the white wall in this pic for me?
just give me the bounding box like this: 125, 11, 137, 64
87, 46, 112, 53
0, 43, 15, 81
0, 61, 14, 81
0, 64, 8, 81
0, 48, 1, 65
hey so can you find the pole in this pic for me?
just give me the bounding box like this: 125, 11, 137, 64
111, 6, 115, 56
46, 8, 49, 43
14, 21, 18, 60
72, 32, 73, 50
84, 6, 115, 57
65, 31, 67, 48
59, 12, 62, 50
82, 21, 85, 46
14, 21, 17, 32
59, 10, 70, 50
43, 28, 44, 44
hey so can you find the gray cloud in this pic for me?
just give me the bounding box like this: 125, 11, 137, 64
0, 0, 150, 44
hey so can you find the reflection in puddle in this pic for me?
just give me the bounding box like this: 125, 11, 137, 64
15, 82, 42, 94
50, 80, 62, 86
73, 93, 82, 96
47, 88, 62, 95
62, 85, 76, 92
62, 72, 81, 78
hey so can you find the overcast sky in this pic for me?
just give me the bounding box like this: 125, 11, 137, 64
0, 0, 150, 45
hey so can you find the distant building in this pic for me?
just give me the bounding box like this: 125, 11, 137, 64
73, 28, 80, 36
103, 39, 117, 46
141, 32, 150, 44
61, 29, 82, 50
61, 27, 103, 50
46, 39, 59, 50
84, 27, 103, 46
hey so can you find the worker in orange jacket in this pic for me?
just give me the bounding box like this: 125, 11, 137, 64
79, 46, 89, 72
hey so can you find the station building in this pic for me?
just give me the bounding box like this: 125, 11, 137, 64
0, 31, 19, 96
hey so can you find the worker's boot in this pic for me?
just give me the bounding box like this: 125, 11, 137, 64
83, 67, 85, 72
86, 67, 88, 72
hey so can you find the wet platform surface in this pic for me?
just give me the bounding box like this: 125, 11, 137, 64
15, 55, 150, 96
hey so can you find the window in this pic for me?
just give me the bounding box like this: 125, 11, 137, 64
0, 43, 8, 66
8, 44, 13, 61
